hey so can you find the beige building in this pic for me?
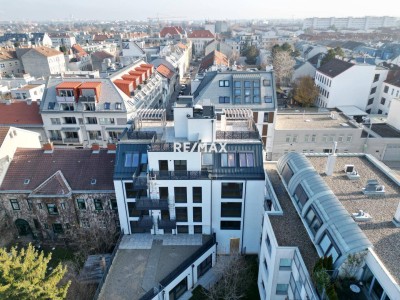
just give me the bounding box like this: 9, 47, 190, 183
20, 46, 66, 77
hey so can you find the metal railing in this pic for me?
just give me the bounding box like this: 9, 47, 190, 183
137, 216, 154, 229
135, 198, 169, 210
127, 131, 157, 140
139, 233, 217, 300
93, 231, 124, 299
216, 130, 260, 140
150, 170, 209, 180
157, 218, 176, 230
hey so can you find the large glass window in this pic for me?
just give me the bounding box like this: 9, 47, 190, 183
279, 258, 292, 270
293, 184, 309, 208
234, 81, 241, 88
276, 284, 289, 295
221, 202, 242, 217
281, 163, 294, 184
239, 153, 254, 167
221, 183, 243, 198
174, 160, 187, 171
176, 207, 188, 222
193, 207, 202, 222
221, 152, 236, 167
174, 187, 187, 203
124, 182, 136, 198
220, 221, 241, 230
125, 152, 140, 167
319, 232, 340, 263
193, 187, 202, 203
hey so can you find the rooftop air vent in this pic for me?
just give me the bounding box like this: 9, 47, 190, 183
91, 179, 97, 185
24, 179, 30, 185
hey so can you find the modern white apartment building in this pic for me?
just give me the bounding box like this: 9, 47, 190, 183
40, 59, 163, 147
113, 103, 266, 255
372, 72, 400, 115
303, 16, 397, 30
192, 70, 277, 160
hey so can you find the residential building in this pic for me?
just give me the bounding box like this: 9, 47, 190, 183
155, 63, 177, 103
49, 33, 76, 49
120, 40, 147, 66
0, 32, 52, 47
0, 48, 22, 76
10, 84, 44, 101
303, 16, 397, 30
0, 144, 118, 244
40, 60, 163, 147
192, 70, 277, 160
314, 58, 376, 109
65, 44, 92, 71
158, 42, 192, 82
91, 50, 115, 72
292, 53, 323, 82
198, 50, 229, 73
0, 101, 46, 141
19, 46, 66, 77
113, 103, 265, 255
159, 26, 186, 39
373, 71, 400, 115
205, 40, 237, 59
188, 30, 215, 57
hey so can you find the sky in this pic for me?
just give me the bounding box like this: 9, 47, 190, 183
0, 0, 399, 21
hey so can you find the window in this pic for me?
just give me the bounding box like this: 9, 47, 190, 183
281, 163, 294, 184
110, 199, 118, 210
234, 81, 241, 88
381, 97, 386, 105
234, 88, 241, 96
276, 284, 288, 295
61, 103, 74, 111
263, 79, 271, 86
99, 118, 115, 125
115, 102, 122, 110
221, 182, 243, 198
264, 96, 272, 103
220, 221, 241, 230
64, 117, 76, 124
239, 153, 254, 167
221, 202, 242, 217
254, 88, 260, 96
384, 85, 389, 93
194, 225, 202, 233
124, 182, 136, 198
202, 153, 213, 166
193, 187, 202, 203
52, 223, 63, 234
319, 232, 340, 263
88, 131, 102, 140
373, 74, 380, 82
174, 187, 187, 203
253, 81, 260, 88
10, 199, 20, 210
221, 152, 236, 167
293, 135, 298, 143
48, 102, 56, 110
176, 207, 188, 222
219, 80, 229, 87
94, 199, 103, 210
370, 87, 377, 95
50, 118, 61, 125
244, 81, 251, 88
219, 96, 230, 103
285, 135, 291, 143
83, 103, 95, 111
193, 207, 202, 222
86, 117, 97, 124
322, 135, 328, 142
253, 96, 261, 103
338, 135, 344, 142
279, 258, 292, 270
174, 160, 187, 171
346, 135, 352, 142
77, 199, 86, 210
293, 184, 309, 208
177, 225, 188, 233
104, 102, 111, 110
234, 96, 241, 104
378, 109, 383, 114
311, 134, 316, 142
47, 204, 59, 215
125, 152, 140, 167
244, 96, 250, 103
27, 199, 32, 211
266, 235, 272, 256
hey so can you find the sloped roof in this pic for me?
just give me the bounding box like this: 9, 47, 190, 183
0, 102, 43, 125
91, 50, 114, 60
188, 30, 214, 39
29, 170, 72, 198
1, 149, 115, 192
341, 41, 365, 51
384, 70, 400, 88
192, 71, 218, 99
0, 49, 17, 60
160, 26, 184, 37
317, 58, 354, 78
30, 46, 63, 57
156, 64, 175, 79
71, 44, 88, 57
199, 50, 229, 73
0, 127, 10, 147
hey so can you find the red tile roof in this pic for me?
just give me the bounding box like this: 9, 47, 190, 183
93, 34, 110, 42
0, 127, 10, 147
0, 102, 43, 125
199, 50, 229, 72
79, 82, 102, 89
160, 26, 184, 38
56, 82, 82, 89
188, 30, 214, 39
91, 51, 114, 60
156, 64, 175, 79
29, 170, 72, 197
177, 42, 187, 50
0, 149, 115, 192
71, 44, 88, 57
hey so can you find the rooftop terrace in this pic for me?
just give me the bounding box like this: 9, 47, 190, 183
275, 113, 358, 130
308, 156, 400, 284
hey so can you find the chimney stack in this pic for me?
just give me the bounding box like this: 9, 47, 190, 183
325, 142, 338, 176
107, 143, 117, 153
91, 143, 100, 154
43, 142, 54, 153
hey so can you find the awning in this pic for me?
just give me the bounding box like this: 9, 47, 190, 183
337, 105, 368, 117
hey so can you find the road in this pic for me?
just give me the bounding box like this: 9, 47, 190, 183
166, 80, 191, 121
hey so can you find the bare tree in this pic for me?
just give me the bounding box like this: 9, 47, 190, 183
203, 254, 253, 300
292, 76, 319, 107
229, 50, 240, 65
272, 51, 295, 87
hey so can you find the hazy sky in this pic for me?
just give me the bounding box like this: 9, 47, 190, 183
0, 0, 399, 21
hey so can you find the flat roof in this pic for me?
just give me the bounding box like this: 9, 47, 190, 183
275, 113, 358, 130
307, 156, 400, 284
337, 105, 368, 117
371, 124, 400, 138
98, 234, 207, 300
15, 84, 43, 91
266, 163, 319, 273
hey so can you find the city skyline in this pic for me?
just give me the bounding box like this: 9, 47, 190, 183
0, 0, 399, 22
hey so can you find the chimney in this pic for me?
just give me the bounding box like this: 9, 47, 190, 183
393, 202, 400, 227
325, 142, 338, 176
43, 142, 54, 153
107, 143, 117, 153
91, 143, 100, 154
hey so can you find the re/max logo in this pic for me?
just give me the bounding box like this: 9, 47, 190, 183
173, 142, 227, 153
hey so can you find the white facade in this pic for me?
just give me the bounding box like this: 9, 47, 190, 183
387, 98, 400, 130
10, 84, 44, 101
315, 63, 376, 109
365, 68, 390, 114
303, 16, 397, 30
0, 57, 22, 76
21, 49, 66, 77
374, 80, 400, 115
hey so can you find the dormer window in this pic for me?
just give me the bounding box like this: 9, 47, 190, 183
115, 103, 122, 110
91, 179, 97, 185
104, 102, 111, 110
59, 90, 74, 97
24, 179, 30, 185
48, 102, 56, 110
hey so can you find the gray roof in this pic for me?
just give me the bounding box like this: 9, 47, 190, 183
114, 143, 150, 180
277, 152, 372, 267
192, 71, 217, 99
317, 58, 354, 78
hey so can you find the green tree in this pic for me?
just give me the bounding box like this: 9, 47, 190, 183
13, 42, 20, 48
0, 244, 70, 300
59, 46, 67, 54
245, 45, 259, 65
321, 47, 344, 65
293, 76, 319, 107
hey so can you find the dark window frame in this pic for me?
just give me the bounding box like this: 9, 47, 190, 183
221, 202, 242, 217
47, 204, 59, 215
220, 220, 241, 230
94, 199, 103, 210
193, 187, 202, 203
174, 187, 187, 203
77, 199, 86, 210
221, 182, 243, 199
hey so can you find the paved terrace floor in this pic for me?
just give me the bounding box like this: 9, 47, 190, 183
265, 163, 320, 274
308, 156, 400, 284
98, 234, 204, 300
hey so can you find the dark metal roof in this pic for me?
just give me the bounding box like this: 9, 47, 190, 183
318, 58, 354, 78
192, 71, 217, 99
277, 153, 372, 266
114, 143, 150, 180
371, 124, 400, 138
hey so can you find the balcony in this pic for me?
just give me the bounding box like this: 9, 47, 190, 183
137, 216, 154, 229
63, 138, 80, 143
149, 171, 209, 180
158, 218, 176, 230
79, 95, 96, 102
135, 198, 169, 210
56, 95, 75, 103
216, 130, 260, 140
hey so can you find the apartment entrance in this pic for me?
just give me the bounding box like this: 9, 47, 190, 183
15, 219, 32, 236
